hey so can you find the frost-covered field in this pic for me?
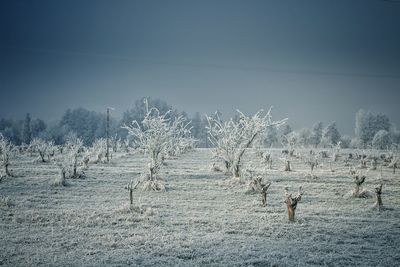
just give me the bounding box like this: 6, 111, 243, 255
1, 148, 400, 266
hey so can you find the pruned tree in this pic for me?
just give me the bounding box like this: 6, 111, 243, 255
53, 137, 85, 185
370, 156, 378, 171
351, 174, 371, 198
281, 131, 298, 157
260, 150, 273, 169
66, 137, 85, 179
126, 180, 140, 205
0, 134, 16, 178
284, 186, 304, 221
122, 101, 192, 191
304, 153, 319, 177
30, 138, 55, 162
91, 138, 107, 164
54, 159, 68, 186
244, 172, 271, 206
284, 158, 292, 172
373, 184, 383, 211
206, 108, 286, 179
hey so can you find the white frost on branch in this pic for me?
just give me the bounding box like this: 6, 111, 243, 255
30, 138, 56, 163
0, 134, 16, 178
206, 108, 287, 178
122, 105, 193, 191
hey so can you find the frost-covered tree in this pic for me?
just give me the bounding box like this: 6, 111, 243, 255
119, 97, 184, 139
390, 127, 400, 145
54, 137, 85, 186
206, 108, 286, 179
309, 122, 323, 148
0, 134, 16, 178
372, 130, 391, 150
30, 138, 56, 162
264, 125, 278, 147
298, 128, 311, 147
90, 138, 107, 164
284, 186, 304, 221
355, 109, 390, 147
282, 131, 299, 156
322, 122, 341, 146
66, 137, 85, 179
190, 112, 208, 148
340, 135, 351, 149
373, 184, 383, 211
122, 101, 192, 191
279, 124, 292, 146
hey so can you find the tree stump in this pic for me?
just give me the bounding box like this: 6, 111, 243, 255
373, 184, 383, 211
127, 180, 139, 204
352, 175, 370, 198
284, 186, 303, 221
284, 160, 291, 172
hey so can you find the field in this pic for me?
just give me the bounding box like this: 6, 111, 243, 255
1, 148, 400, 266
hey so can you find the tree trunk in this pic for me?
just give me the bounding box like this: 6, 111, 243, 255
233, 164, 240, 178
40, 153, 46, 162
284, 160, 291, 172
5, 163, 12, 177
284, 187, 302, 221
129, 188, 133, 205
374, 184, 383, 211
352, 175, 366, 198
261, 184, 271, 207
287, 202, 295, 221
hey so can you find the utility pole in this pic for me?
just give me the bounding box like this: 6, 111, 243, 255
106, 107, 110, 163
106, 107, 115, 163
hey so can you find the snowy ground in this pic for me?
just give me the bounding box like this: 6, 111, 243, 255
1, 148, 400, 266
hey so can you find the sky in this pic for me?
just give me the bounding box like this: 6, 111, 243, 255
0, 0, 400, 134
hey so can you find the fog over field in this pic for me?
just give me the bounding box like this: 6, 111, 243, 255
1, 1, 400, 266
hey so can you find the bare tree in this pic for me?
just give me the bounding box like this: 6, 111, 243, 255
67, 138, 85, 179
284, 158, 292, 172
351, 174, 372, 198
206, 108, 286, 179
54, 160, 68, 186
0, 134, 16, 178
122, 101, 192, 191
53, 137, 85, 186
126, 180, 139, 205
91, 138, 107, 164
304, 153, 319, 177
260, 150, 273, 169
30, 138, 55, 162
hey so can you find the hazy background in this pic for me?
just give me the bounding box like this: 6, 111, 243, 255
1, 0, 400, 134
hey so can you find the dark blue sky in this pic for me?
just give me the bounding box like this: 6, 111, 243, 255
1, 0, 399, 134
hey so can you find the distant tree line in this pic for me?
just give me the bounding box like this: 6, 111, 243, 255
0, 99, 398, 149
0, 97, 209, 147
262, 109, 399, 150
